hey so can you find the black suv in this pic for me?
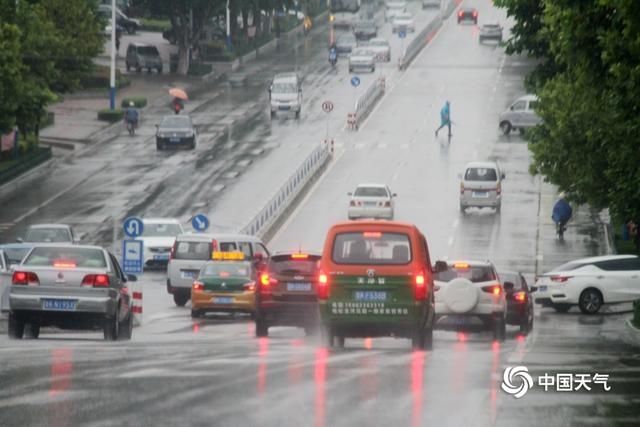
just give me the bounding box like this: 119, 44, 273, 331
254, 252, 321, 337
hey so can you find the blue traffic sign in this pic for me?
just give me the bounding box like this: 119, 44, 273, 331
192, 214, 210, 232
398, 30, 407, 39
122, 240, 143, 274
123, 217, 144, 238
350, 76, 361, 87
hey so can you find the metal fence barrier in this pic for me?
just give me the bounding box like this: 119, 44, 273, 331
347, 77, 386, 130
240, 141, 331, 238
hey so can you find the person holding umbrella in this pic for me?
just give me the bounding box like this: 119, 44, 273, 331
169, 88, 188, 114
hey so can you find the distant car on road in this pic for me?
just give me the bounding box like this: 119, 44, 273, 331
500, 271, 534, 334
459, 161, 505, 214
97, 4, 140, 34
499, 94, 541, 135
269, 72, 303, 120
422, 0, 440, 9
362, 37, 391, 62
392, 12, 415, 33
385, 1, 407, 22
17, 224, 78, 244
347, 183, 396, 220
0, 244, 33, 314
8, 244, 135, 340
534, 255, 640, 314
479, 23, 503, 43
254, 251, 322, 337
457, 7, 478, 24
125, 43, 163, 74
140, 218, 184, 268
352, 20, 377, 41
348, 48, 376, 73
336, 33, 358, 55
434, 260, 506, 341
155, 115, 197, 150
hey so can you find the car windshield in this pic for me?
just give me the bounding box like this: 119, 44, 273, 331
272, 82, 297, 93
464, 167, 498, 181
435, 264, 497, 283
160, 117, 191, 128
354, 186, 388, 197
200, 262, 252, 279
24, 247, 107, 268
332, 232, 412, 265
174, 241, 211, 260
143, 223, 182, 237
24, 228, 70, 243
484, 24, 500, 29
270, 256, 320, 275
138, 46, 159, 56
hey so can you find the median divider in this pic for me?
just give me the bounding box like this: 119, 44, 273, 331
347, 77, 386, 131
240, 140, 332, 240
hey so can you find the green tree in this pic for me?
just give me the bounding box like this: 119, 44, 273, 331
0, 24, 23, 133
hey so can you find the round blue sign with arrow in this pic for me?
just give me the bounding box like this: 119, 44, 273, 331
350, 76, 361, 87
123, 217, 144, 238
192, 214, 210, 232
398, 30, 407, 39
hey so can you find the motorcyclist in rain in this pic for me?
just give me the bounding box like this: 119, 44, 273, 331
172, 97, 184, 114
329, 42, 338, 67
552, 192, 573, 238
124, 101, 139, 135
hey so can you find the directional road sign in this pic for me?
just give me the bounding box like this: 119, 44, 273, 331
192, 214, 210, 232
123, 217, 144, 238
322, 101, 334, 113
398, 30, 407, 39
122, 239, 143, 274
350, 76, 361, 87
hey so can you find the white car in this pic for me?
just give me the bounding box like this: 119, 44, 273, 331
17, 224, 79, 244
533, 255, 640, 314
363, 37, 391, 62
392, 12, 415, 33
459, 161, 505, 213
347, 184, 396, 220
385, 3, 407, 22
433, 260, 507, 341
140, 218, 185, 269
499, 94, 542, 135
422, 0, 440, 8
348, 48, 376, 73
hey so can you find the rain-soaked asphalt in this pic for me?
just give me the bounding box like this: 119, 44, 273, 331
1, 1, 640, 426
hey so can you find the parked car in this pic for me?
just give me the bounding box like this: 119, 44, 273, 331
459, 161, 505, 214
155, 115, 197, 150
125, 43, 163, 74
422, 0, 440, 9
385, 1, 407, 22
17, 224, 79, 244
479, 23, 503, 43
348, 48, 376, 73
8, 244, 136, 340
534, 255, 640, 314
499, 94, 542, 135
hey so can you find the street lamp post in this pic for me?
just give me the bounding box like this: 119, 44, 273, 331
109, 0, 116, 110
226, 0, 232, 50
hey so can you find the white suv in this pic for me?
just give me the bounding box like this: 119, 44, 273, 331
433, 260, 506, 341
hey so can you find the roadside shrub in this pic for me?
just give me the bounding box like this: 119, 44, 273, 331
97, 108, 123, 123
140, 18, 172, 32
80, 65, 130, 89
41, 111, 54, 129
120, 97, 147, 108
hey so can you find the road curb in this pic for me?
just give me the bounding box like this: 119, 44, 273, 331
621, 319, 640, 348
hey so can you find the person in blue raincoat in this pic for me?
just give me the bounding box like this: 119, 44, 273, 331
435, 101, 452, 137
552, 192, 573, 232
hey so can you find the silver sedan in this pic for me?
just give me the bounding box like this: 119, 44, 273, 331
348, 48, 377, 73
347, 183, 396, 220
362, 37, 391, 62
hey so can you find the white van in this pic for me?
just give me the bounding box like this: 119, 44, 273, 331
498, 95, 542, 135
269, 72, 302, 119
166, 233, 270, 306
459, 161, 505, 213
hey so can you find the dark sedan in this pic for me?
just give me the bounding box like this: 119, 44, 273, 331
501, 271, 534, 335
353, 20, 377, 41
155, 115, 197, 150
457, 7, 478, 24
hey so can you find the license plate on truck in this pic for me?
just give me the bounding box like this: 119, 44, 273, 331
354, 291, 387, 301
42, 299, 77, 311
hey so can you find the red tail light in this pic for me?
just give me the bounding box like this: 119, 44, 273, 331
169, 241, 177, 260
550, 275, 571, 283
211, 240, 218, 252
192, 281, 204, 292
473, 11, 478, 16
244, 282, 256, 292
458, 11, 463, 16
259, 273, 275, 295
482, 284, 502, 295
81, 274, 110, 287
514, 291, 526, 302
12, 271, 39, 286
317, 272, 329, 300
414, 272, 427, 300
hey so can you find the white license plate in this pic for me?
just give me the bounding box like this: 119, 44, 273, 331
42, 299, 77, 311
354, 291, 387, 301
212, 297, 233, 304
472, 191, 489, 198
181, 271, 197, 279
287, 282, 311, 292
153, 254, 169, 260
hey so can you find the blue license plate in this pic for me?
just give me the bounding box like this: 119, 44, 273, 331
287, 282, 311, 292
354, 291, 387, 301
181, 270, 197, 279
278, 106, 291, 111
213, 297, 233, 304
539, 285, 547, 292
153, 254, 169, 260
42, 299, 77, 311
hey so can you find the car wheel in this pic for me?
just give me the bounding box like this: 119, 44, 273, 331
191, 309, 202, 318
579, 288, 603, 314
295, 109, 301, 119
459, 203, 466, 214
173, 293, 189, 307
8, 313, 25, 339
493, 316, 506, 342
412, 326, 432, 350
156, 142, 163, 151
552, 303, 571, 313
103, 315, 118, 341
499, 121, 512, 135
519, 311, 531, 335
336, 335, 345, 348
118, 311, 133, 340
270, 111, 275, 120
349, 67, 353, 73
147, 67, 152, 73
255, 317, 269, 337
26, 323, 40, 339
135, 65, 141, 73
322, 326, 335, 347
371, 66, 375, 73
157, 67, 163, 74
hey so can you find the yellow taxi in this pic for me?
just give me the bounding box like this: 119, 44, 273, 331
190, 252, 257, 318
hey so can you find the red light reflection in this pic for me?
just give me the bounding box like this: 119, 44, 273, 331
314, 348, 328, 427
490, 341, 501, 422
49, 348, 73, 427
257, 337, 269, 394
411, 351, 426, 427
364, 337, 372, 350
192, 323, 200, 333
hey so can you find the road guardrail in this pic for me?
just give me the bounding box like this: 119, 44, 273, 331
347, 77, 386, 130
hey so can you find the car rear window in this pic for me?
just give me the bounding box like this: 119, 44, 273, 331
24, 247, 107, 268
175, 241, 211, 260
499, 273, 523, 290
435, 265, 496, 283
4, 247, 31, 264
354, 187, 388, 197
24, 228, 70, 243
138, 46, 159, 56
464, 167, 498, 181
332, 232, 412, 265
270, 255, 321, 275
200, 261, 251, 279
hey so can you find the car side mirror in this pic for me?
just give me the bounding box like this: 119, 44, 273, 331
126, 274, 138, 282
501, 173, 506, 180
503, 281, 515, 292
510, 106, 514, 111
433, 260, 448, 273
155, 124, 159, 129
347, 192, 353, 196
529, 286, 538, 293
392, 193, 397, 197
16, 237, 23, 243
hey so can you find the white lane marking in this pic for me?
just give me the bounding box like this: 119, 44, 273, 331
447, 236, 454, 247
452, 218, 459, 228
